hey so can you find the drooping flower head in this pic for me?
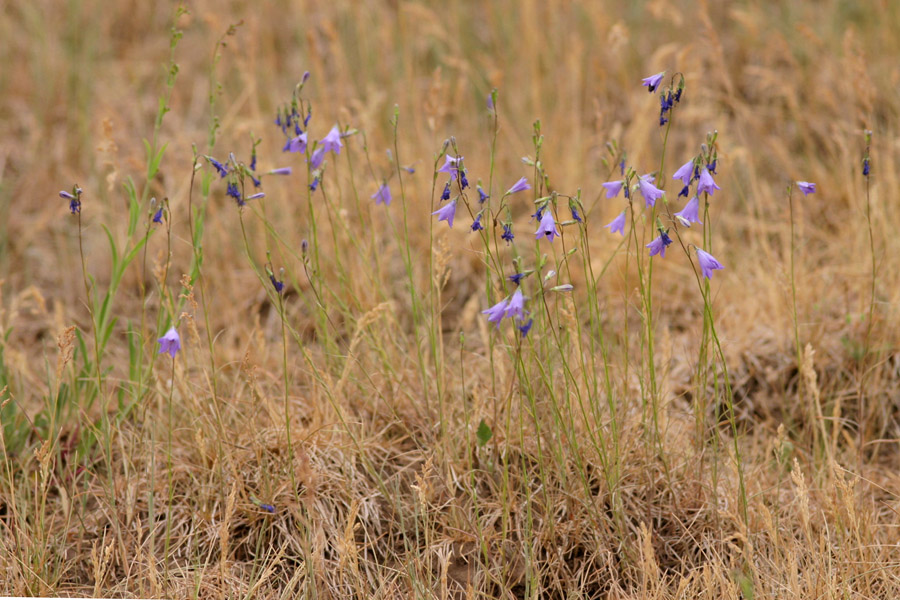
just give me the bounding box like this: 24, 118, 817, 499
60, 187, 82, 215
535, 209, 560, 242
471, 213, 484, 232
862, 158, 870, 177
672, 159, 695, 186
601, 180, 624, 199
697, 167, 721, 196
638, 174, 664, 208
432, 199, 458, 228
501, 223, 515, 244
371, 183, 391, 206
477, 185, 489, 203
508, 272, 525, 285
696, 247, 724, 279
157, 326, 181, 358
506, 176, 531, 195
287, 132, 308, 154
504, 288, 526, 320
320, 125, 343, 154
309, 147, 326, 170
642, 72, 665, 92
646, 231, 673, 258
440, 182, 451, 201
207, 156, 228, 178
519, 318, 533, 338
604, 210, 627, 236
438, 155, 463, 179
570, 204, 582, 223
796, 181, 816, 196
269, 273, 285, 294
674, 196, 703, 227
152, 207, 164, 224
482, 297, 509, 328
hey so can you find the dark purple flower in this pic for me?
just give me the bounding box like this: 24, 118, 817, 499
432, 199, 458, 228
504, 289, 526, 320
678, 185, 689, 198
696, 248, 724, 279
508, 272, 525, 285
152, 207, 164, 223
638, 174, 664, 207
157, 326, 181, 358
674, 196, 703, 227
227, 182, 241, 201
646, 231, 673, 258
796, 181, 816, 196
477, 186, 489, 203
60, 189, 82, 214
619, 159, 626, 175
604, 210, 626, 236
441, 182, 451, 201
642, 72, 665, 92
570, 205, 582, 222
371, 183, 392, 206
506, 177, 531, 195
250, 174, 261, 188
673, 159, 694, 186
287, 132, 308, 154
207, 156, 228, 178
471, 213, 484, 232
460, 172, 469, 189
250, 153, 257, 172
320, 125, 343, 154
602, 180, 624, 199
482, 297, 509, 327
707, 160, 717, 174
697, 167, 721, 195
863, 158, 870, 176
260, 503, 275, 513
502, 224, 514, 244
518, 318, 533, 338
309, 176, 319, 191
270, 274, 285, 294
535, 210, 560, 242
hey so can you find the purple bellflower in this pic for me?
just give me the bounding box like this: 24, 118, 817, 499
672, 159, 694, 186
674, 196, 703, 227
646, 231, 673, 258
309, 147, 326, 170
482, 297, 509, 327
287, 132, 308, 154
438, 155, 463, 179
796, 181, 816, 196
642, 72, 665, 92
604, 210, 627, 236
504, 288, 526, 320
696, 248, 724, 279
502, 224, 514, 244
152, 207, 164, 223
157, 326, 181, 358
320, 125, 343, 154
207, 156, 228, 178
518, 318, 533, 338
697, 167, 721, 195
508, 272, 525, 285
863, 158, 870, 176
269, 167, 292, 176
507, 177, 531, 195
535, 209, 560, 242
432, 199, 458, 228
60, 189, 82, 214
270, 274, 285, 294
477, 186, 489, 203
601, 180, 624, 198
570, 205, 582, 222
471, 213, 484, 232
638, 174, 664, 207
440, 182, 451, 201
371, 183, 391, 206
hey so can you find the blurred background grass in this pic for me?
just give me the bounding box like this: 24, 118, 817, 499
1, 0, 899, 596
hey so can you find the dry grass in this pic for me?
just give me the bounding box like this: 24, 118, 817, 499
1, 0, 899, 597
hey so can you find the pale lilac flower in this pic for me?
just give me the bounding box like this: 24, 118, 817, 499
504, 289, 525, 320
672, 159, 694, 185
674, 196, 703, 227
371, 183, 391, 206
642, 72, 665, 92
432, 199, 458, 228
601, 180, 624, 199
697, 167, 721, 195
438, 155, 463, 178
482, 297, 509, 327
245, 192, 265, 201
309, 147, 326, 170
320, 125, 343, 154
796, 181, 816, 196
604, 210, 627, 236
486, 93, 494, 111
269, 167, 292, 176
506, 177, 531, 195
646, 232, 673, 258
157, 326, 181, 358
287, 132, 308, 153
696, 248, 724, 279
638, 174, 664, 207
535, 210, 560, 242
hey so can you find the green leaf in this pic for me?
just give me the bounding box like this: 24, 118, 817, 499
476, 419, 493, 447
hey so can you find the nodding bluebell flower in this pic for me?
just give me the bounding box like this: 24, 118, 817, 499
646, 231, 673, 258
619, 159, 626, 175
269, 167, 292, 176
506, 177, 531, 195
59, 188, 82, 214
371, 183, 392, 206
293, 122, 303, 136
246, 192, 265, 201
486, 93, 494, 111
207, 156, 228, 178
309, 176, 320, 191
440, 182, 451, 201
638, 174, 665, 207
570, 204, 583, 223
270, 273, 285, 294
673, 159, 695, 186
502, 223, 515, 244
796, 181, 816, 196
602, 180, 624, 199
471, 213, 484, 232
697, 167, 721, 195
227, 181, 241, 202
460, 172, 469, 189
530, 207, 543, 222
477, 185, 489, 203
250, 153, 257, 172
707, 160, 717, 175
535, 209, 560, 242
642, 72, 665, 92
659, 115, 668, 127
508, 272, 525, 285
287, 132, 308, 154
862, 157, 870, 176
482, 297, 509, 327
696, 247, 724, 279
518, 318, 533, 338
604, 210, 627, 236
152, 207, 164, 224
674, 87, 683, 103
438, 155, 463, 179
674, 196, 703, 227
320, 125, 343, 154
250, 174, 261, 188
304, 111, 312, 128
678, 185, 689, 198
309, 147, 326, 170
432, 199, 458, 227
157, 326, 181, 358
504, 288, 526, 320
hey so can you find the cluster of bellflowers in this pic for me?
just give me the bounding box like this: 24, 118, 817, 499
642, 71, 685, 127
